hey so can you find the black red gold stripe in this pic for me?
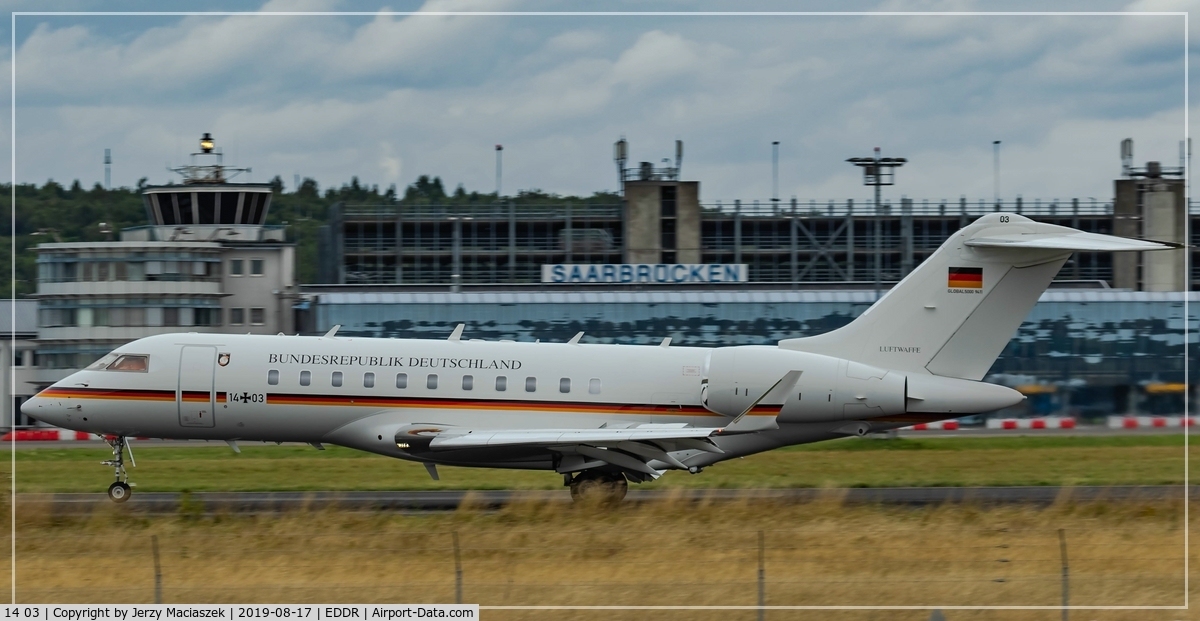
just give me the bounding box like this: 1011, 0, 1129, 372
39, 387, 227, 402
35, 387, 782, 418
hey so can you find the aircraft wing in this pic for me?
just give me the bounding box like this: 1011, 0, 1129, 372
424, 425, 721, 449
395, 422, 732, 479
965, 231, 1180, 252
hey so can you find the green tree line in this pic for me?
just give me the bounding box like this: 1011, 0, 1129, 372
0, 176, 620, 296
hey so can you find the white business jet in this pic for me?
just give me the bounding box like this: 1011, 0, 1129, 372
23, 213, 1174, 502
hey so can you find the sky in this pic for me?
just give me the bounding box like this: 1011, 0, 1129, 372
1, 0, 1194, 205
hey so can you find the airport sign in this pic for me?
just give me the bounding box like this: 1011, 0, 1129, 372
541, 263, 749, 284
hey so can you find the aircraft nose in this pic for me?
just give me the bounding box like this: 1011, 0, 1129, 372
21, 394, 62, 426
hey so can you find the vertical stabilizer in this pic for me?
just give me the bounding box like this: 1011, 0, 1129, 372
779, 213, 1172, 380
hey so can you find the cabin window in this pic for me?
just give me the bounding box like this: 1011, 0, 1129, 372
525, 377, 537, 392
395, 373, 408, 389
495, 376, 507, 391
299, 370, 311, 386
267, 370, 279, 385
331, 371, 343, 387
363, 372, 375, 388
559, 378, 571, 393
462, 375, 473, 390
589, 378, 602, 394
108, 354, 149, 372
427, 374, 438, 389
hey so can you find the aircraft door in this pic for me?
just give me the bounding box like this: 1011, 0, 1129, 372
178, 345, 216, 428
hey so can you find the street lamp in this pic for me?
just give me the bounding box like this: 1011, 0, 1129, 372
772, 141, 780, 208
495, 145, 503, 198
847, 148, 906, 300
993, 140, 1001, 208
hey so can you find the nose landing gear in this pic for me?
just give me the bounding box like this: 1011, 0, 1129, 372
102, 436, 135, 503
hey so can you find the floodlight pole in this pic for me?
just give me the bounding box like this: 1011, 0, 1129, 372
846, 148, 906, 301
772, 141, 780, 209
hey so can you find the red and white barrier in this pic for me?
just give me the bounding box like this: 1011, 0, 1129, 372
1106, 415, 1197, 429
2, 428, 98, 441
908, 420, 960, 431
986, 416, 1077, 430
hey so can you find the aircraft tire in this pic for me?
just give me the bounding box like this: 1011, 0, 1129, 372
569, 472, 627, 504
107, 481, 131, 503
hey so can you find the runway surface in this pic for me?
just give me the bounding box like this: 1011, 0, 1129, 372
16, 485, 1191, 514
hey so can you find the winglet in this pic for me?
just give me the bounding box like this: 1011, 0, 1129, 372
568, 332, 584, 345
448, 324, 465, 341
323, 325, 341, 338
719, 371, 802, 435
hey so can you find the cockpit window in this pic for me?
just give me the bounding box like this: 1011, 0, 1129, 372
86, 354, 119, 370
107, 354, 149, 372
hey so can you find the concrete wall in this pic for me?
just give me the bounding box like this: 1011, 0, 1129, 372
623, 181, 661, 264
1113, 177, 1186, 291
220, 245, 296, 334
676, 181, 701, 263
1142, 180, 1186, 291
1112, 179, 1139, 290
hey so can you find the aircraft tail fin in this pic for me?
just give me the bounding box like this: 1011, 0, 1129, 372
779, 213, 1172, 381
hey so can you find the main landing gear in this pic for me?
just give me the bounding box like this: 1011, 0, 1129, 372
566, 471, 628, 504
102, 435, 135, 503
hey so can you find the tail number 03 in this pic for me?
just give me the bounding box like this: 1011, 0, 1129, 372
227, 392, 266, 404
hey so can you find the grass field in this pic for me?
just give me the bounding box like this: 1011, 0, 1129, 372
4, 434, 1193, 493
2, 494, 1192, 619
4, 434, 1196, 618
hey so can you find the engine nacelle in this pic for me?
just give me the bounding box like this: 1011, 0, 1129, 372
704, 346, 907, 423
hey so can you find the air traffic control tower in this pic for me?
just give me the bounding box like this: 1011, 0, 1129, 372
33, 134, 296, 384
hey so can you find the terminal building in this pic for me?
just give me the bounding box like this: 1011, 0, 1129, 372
319, 139, 1196, 291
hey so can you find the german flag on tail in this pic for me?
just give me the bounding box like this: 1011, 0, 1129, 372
948, 267, 983, 289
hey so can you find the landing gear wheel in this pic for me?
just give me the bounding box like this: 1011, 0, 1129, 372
107, 481, 131, 503
101, 435, 135, 503
569, 472, 628, 504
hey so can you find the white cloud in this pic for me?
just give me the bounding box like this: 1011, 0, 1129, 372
5, 4, 1189, 206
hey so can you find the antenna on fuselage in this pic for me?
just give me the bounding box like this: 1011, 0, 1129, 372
323, 325, 341, 339
659, 337, 672, 347
448, 324, 465, 341
568, 332, 584, 345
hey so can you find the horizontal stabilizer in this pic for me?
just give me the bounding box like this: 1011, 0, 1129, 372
965, 232, 1179, 252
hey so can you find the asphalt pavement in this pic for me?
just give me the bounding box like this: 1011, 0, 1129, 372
15, 485, 1191, 515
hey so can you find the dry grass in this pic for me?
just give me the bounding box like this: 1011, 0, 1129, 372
0, 492, 1192, 621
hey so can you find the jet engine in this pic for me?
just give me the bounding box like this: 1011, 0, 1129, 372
703, 346, 1023, 422
704, 346, 906, 423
